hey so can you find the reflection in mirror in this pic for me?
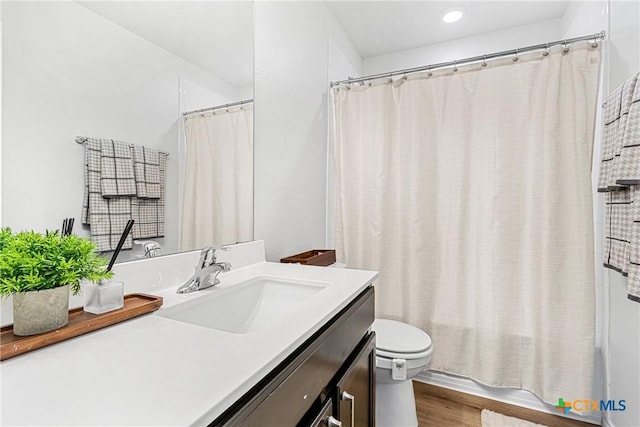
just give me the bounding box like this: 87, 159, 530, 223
180, 100, 254, 251
1, 1, 254, 262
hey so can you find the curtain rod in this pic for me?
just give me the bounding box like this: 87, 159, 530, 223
75, 137, 170, 156
331, 31, 606, 87
182, 98, 254, 116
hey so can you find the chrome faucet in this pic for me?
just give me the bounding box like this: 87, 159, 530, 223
134, 240, 162, 258
176, 247, 232, 294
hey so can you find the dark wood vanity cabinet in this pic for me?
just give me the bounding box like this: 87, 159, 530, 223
211, 286, 375, 427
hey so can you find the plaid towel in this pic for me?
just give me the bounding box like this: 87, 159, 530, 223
600, 73, 640, 303
132, 153, 167, 239
132, 145, 161, 199
82, 139, 134, 251
613, 73, 640, 185
100, 139, 136, 197
627, 183, 640, 302
598, 83, 624, 192
624, 75, 640, 302
603, 189, 632, 274
629, 210, 640, 302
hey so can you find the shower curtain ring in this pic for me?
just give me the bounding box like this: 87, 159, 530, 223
427, 67, 433, 77
513, 48, 519, 62
543, 43, 550, 56
482, 56, 487, 67
591, 33, 599, 48
562, 40, 569, 53
453, 60, 458, 72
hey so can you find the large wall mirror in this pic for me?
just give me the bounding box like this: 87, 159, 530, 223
1, 1, 253, 262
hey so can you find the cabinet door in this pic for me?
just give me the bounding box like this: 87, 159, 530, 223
335, 332, 376, 427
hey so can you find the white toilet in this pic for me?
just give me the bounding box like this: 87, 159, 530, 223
372, 318, 433, 427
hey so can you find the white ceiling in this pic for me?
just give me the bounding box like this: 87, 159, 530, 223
77, 1, 253, 88
325, 1, 569, 58
76, 1, 569, 87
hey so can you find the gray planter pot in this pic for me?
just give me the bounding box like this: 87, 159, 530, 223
13, 285, 70, 336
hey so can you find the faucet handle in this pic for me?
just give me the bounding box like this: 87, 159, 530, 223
198, 246, 229, 267
197, 247, 215, 268
210, 246, 229, 263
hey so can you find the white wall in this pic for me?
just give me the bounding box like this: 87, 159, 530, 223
1, 1, 244, 260
362, 18, 561, 76
253, 1, 360, 262
0, 4, 3, 229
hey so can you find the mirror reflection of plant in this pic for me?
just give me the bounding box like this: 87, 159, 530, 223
0, 228, 113, 296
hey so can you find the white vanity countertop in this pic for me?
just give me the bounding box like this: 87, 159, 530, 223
0, 243, 378, 426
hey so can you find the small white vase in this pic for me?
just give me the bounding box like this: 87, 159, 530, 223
12, 285, 70, 336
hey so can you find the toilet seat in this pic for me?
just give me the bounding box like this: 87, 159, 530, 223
372, 319, 432, 358
376, 346, 432, 360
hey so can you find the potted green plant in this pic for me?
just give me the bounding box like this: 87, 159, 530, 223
0, 228, 113, 336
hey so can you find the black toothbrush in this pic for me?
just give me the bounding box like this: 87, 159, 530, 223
107, 219, 135, 272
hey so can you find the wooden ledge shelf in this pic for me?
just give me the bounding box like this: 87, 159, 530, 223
280, 249, 336, 266
0, 293, 163, 361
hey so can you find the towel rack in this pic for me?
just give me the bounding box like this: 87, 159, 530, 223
75, 137, 170, 157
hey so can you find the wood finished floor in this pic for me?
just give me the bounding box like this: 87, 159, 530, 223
414, 382, 598, 427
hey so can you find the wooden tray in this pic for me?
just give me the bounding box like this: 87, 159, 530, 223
280, 249, 336, 266
0, 293, 163, 361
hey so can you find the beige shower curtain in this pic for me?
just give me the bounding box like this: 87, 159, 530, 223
334, 43, 601, 403
181, 105, 253, 251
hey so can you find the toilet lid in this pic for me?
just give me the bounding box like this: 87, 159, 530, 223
372, 319, 432, 354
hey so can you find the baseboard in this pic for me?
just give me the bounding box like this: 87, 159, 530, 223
415, 371, 601, 425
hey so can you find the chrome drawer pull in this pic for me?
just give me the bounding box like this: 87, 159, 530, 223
341, 391, 355, 427
327, 415, 342, 427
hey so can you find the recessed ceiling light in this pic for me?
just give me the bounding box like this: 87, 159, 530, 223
441, 7, 464, 24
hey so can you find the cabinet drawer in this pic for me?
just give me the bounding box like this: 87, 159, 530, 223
212, 286, 375, 426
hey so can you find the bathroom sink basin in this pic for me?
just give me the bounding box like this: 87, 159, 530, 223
157, 276, 329, 334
